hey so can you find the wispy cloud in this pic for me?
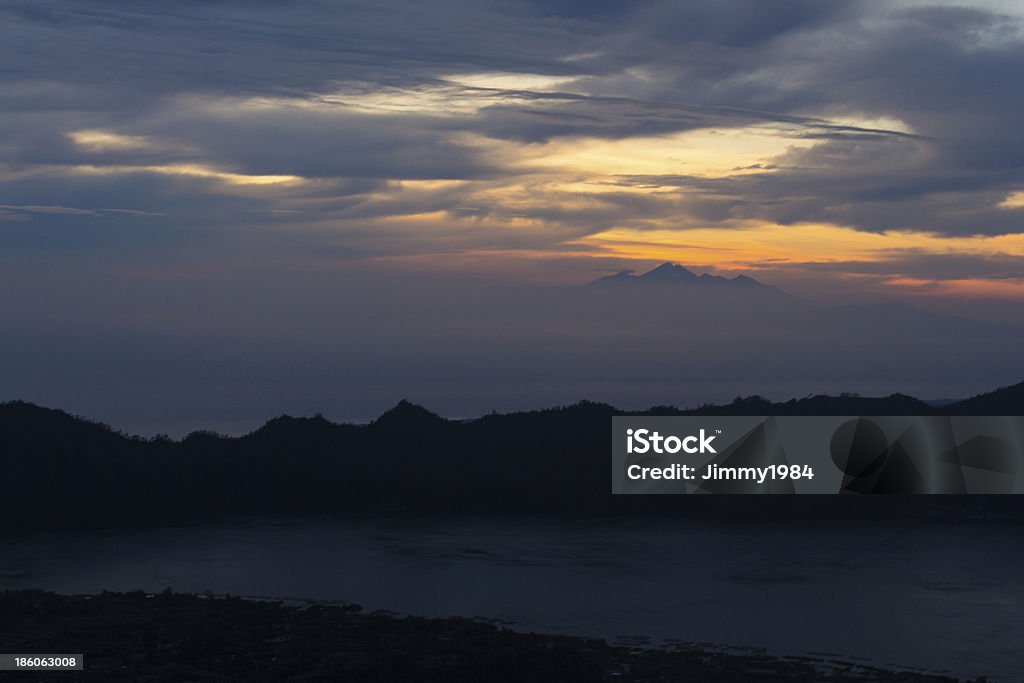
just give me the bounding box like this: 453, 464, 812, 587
1, 0, 1024, 291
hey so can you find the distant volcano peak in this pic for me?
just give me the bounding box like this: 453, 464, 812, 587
588, 262, 768, 289
640, 262, 698, 282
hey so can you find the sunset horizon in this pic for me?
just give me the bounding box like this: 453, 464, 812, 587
4, 3, 1024, 681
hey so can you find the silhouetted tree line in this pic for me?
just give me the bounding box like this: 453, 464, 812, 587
2, 382, 1023, 529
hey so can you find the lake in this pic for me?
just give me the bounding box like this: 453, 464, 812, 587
2, 518, 1021, 680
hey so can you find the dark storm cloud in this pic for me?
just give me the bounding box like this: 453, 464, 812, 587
0, 0, 588, 97
148, 107, 500, 180
571, 3, 1024, 235
617, 153, 1024, 236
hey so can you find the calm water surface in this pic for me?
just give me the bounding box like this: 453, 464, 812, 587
2, 518, 1021, 680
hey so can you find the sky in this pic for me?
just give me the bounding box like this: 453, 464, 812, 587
3, 0, 1024, 433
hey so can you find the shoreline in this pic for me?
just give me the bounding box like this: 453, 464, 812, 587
0, 589, 982, 682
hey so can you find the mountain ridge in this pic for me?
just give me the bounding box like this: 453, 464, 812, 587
588, 262, 774, 290
2, 381, 1022, 529
3, 379, 1023, 443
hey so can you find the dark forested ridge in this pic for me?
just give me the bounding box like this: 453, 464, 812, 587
3, 382, 1024, 529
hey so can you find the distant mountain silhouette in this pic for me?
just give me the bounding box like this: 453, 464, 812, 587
589, 262, 772, 290
2, 380, 1023, 529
